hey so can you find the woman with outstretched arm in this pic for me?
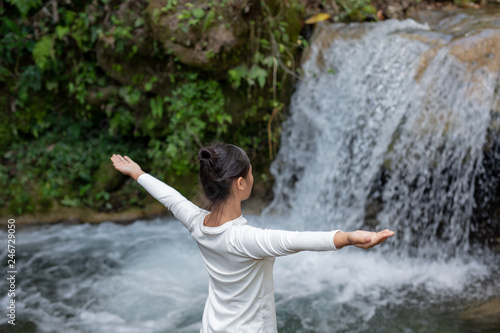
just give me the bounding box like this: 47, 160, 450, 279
110, 143, 394, 333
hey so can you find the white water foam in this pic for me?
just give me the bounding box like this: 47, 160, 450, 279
0, 217, 496, 332
266, 18, 498, 259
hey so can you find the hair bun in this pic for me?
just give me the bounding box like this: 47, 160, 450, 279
198, 147, 218, 161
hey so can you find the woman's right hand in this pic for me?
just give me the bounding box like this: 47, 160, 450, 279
110, 154, 145, 181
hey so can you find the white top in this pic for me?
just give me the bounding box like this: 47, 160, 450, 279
137, 173, 340, 333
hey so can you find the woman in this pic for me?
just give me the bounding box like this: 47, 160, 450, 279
110, 143, 394, 333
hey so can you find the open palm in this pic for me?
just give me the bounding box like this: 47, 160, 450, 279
348, 229, 395, 249
110, 154, 144, 179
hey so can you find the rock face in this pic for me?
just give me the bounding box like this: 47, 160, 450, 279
96, 0, 304, 87
408, 7, 500, 246
460, 297, 500, 329
95, 0, 179, 92
146, 0, 251, 70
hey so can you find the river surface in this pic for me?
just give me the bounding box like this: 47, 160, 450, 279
0, 217, 498, 333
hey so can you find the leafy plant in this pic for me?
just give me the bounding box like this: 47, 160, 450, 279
146, 74, 230, 176
0, 0, 389, 216
32, 35, 55, 69
6, 0, 41, 17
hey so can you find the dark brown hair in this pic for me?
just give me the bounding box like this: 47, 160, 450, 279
198, 143, 250, 209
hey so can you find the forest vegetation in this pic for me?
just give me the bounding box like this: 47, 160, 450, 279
0, 0, 487, 222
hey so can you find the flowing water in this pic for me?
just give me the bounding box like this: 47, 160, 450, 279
2, 9, 500, 333
0, 219, 498, 332
267, 13, 500, 258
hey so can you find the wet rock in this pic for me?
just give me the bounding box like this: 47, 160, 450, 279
145, 0, 303, 71
94, 0, 183, 93
409, 4, 500, 34
460, 297, 500, 326
146, 0, 251, 70
96, 0, 303, 89
0, 200, 168, 226
387, 4, 404, 18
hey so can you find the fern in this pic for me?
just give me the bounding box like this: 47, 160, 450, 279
32, 36, 55, 70
6, 0, 42, 17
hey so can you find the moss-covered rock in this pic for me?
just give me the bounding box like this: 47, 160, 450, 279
95, 0, 176, 92
146, 0, 251, 70
95, 42, 174, 93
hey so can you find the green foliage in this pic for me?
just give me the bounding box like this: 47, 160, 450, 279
161, 0, 179, 13
225, 0, 304, 159
202, 9, 216, 32
229, 64, 268, 89
1, 115, 147, 214
107, 15, 134, 53
32, 35, 55, 69
146, 74, 230, 176
176, 5, 207, 33
6, 0, 41, 17
336, 0, 377, 21
150, 95, 164, 119
453, 0, 482, 5
0, 1, 144, 214
0, 0, 388, 216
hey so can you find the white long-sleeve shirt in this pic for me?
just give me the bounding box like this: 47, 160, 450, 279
137, 173, 340, 333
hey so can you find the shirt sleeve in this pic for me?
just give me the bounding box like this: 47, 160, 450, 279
137, 173, 201, 231
229, 225, 341, 259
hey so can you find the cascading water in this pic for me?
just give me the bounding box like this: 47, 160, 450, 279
267, 15, 500, 258
1, 9, 500, 333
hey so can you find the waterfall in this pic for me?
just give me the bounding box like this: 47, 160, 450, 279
266, 16, 500, 258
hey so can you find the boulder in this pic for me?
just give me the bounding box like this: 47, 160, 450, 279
95, 0, 179, 92
460, 297, 500, 327
146, 0, 251, 70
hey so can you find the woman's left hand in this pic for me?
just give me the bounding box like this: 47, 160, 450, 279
347, 229, 395, 249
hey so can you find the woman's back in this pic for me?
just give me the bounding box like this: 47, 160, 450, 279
190, 215, 277, 333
